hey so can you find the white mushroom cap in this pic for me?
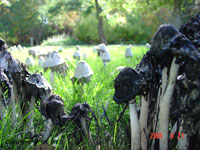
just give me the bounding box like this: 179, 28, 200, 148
97, 43, 107, 52
73, 50, 81, 59
82, 53, 87, 60
17, 44, 23, 51
76, 45, 80, 50
125, 47, 133, 57
26, 57, 34, 66
100, 51, 111, 62
38, 57, 44, 67
146, 43, 151, 49
42, 51, 65, 68
74, 61, 93, 79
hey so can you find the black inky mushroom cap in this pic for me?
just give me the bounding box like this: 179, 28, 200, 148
149, 24, 200, 68
0, 39, 8, 52
0, 69, 11, 105
40, 95, 70, 126
113, 67, 147, 104
22, 73, 52, 101
179, 15, 200, 41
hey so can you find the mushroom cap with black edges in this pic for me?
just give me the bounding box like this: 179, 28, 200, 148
113, 67, 147, 104
73, 50, 81, 60
22, 73, 52, 101
149, 24, 200, 68
0, 39, 8, 52
125, 46, 133, 58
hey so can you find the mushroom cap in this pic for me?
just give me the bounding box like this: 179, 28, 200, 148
113, 67, 147, 104
73, 50, 81, 59
23, 73, 52, 100
25, 57, 34, 66
149, 24, 200, 66
28, 49, 37, 58
100, 51, 111, 62
125, 47, 133, 57
0, 51, 21, 73
0, 39, 8, 52
97, 43, 107, 52
82, 53, 87, 60
17, 44, 23, 51
40, 95, 70, 126
74, 61, 93, 79
42, 51, 65, 69
38, 57, 44, 67
76, 45, 80, 50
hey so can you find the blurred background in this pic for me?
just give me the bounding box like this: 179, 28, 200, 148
0, 0, 199, 46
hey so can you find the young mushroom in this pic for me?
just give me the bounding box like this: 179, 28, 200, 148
73, 50, 81, 61
113, 67, 147, 150
25, 57, 35, 66
97, 43, 111, 66
42, 51, 68, 84
125, 46, 133, 58
71, 61, 93, 84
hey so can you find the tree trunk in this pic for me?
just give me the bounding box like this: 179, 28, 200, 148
95, 0, 107, 44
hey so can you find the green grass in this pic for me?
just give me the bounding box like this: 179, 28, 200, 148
2, 45, 147, 149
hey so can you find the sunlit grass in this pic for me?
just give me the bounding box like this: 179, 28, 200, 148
2, 45, 147, 149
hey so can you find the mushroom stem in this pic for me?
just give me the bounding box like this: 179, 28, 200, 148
158, 57, 180, 150
27, 96, 35, 135
80, 116, 93, 144
103, 61, 107, 67
177, 120, 188, 150
50, 71, 54, 85
42, 119, 53, 142
10, 86, 17, 127
129, 99, 140, 150
139, 95, 149, 150
0, 98, 4, 120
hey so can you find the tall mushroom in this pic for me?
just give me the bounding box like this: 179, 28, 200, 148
25, 57, 35, 66
71, 61, 93, 84
113, 67, 147, 150
42, 51, 68, 84
73, 50, 81, 61
22, 73, 52, 135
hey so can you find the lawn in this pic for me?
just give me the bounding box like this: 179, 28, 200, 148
2, 45, 147, 149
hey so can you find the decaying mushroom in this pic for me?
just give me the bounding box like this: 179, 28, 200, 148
22, 73, 52, 135
125, 46, 133, 58
25, 57, 35, 66
113, 67, 147, 150
0, 38, 8, 52
42, 51, 68, 84
69, 102, 93, 144
40, 95, 70, 142
71, 61, 93, 84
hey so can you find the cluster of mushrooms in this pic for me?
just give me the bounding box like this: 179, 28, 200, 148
0, 39, 95, 146
113, 15, 200, 150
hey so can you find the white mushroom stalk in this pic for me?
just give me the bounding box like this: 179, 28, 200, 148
139, 95, 149, 150
42, 51, 67, 85
129, 99, 140, 150
158, 57, 180, 150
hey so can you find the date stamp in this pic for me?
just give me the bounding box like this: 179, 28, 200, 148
150, 132, 184, 139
